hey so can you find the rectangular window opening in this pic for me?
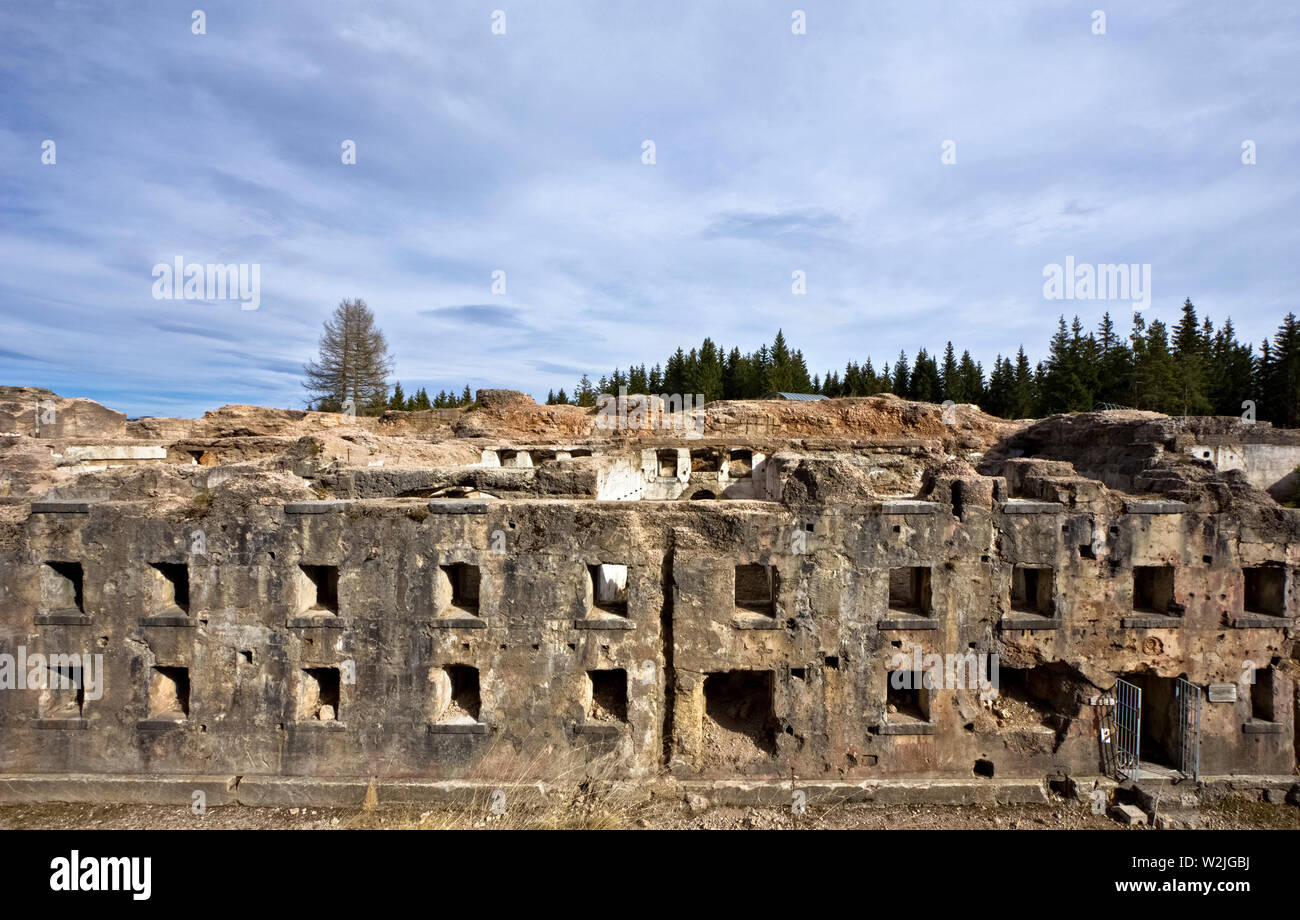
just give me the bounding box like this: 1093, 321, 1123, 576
1133, 566, 1176, 614
152, 562, 190, 614
886, 671, 930, 723
298, 667, 340, 721
889, 566, 932, 616
589, 563, 628, 615
42, 561, 84, 613
299, 564, 339, 614
587, 669, 628, 722
1243, 566, 1285, 616
1010, 566, 1054, 616
1251, 668, 1276, 722
148, 666, 190, 720
734, 564, 775, 616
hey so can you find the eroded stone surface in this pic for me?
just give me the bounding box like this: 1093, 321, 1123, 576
0, 386, 1295, 798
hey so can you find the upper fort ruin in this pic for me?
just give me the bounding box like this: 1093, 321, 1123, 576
0, 385, 1297, 809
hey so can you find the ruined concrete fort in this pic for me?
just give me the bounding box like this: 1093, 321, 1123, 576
0, 385, 1296, 809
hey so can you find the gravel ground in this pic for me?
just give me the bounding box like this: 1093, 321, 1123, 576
0, 796, 1295, 830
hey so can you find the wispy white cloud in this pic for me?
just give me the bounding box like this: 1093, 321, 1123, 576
0, 1, 1297, 415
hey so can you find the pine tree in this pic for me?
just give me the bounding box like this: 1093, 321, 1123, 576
1170, 298, 1212, 416
1261, 314, 1300, 427
909, 349, 942, 402
1209, 319, 1254, 416
891, 351, 910, 395
1130, 315, 1179, 412
1010, 347, 1036, 417
388, 382, 407, 411
940, 343, 960, 402
302, 298, 394, 413
1095, 312, 1133, 407
956, 350, 984, 405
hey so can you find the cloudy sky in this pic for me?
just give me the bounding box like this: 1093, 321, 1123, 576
1, 1, 1297, 417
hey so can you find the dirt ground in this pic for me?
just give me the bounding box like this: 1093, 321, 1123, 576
1, 796, 1295, 831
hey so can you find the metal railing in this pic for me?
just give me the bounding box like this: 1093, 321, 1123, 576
1174, 677, 1202, 780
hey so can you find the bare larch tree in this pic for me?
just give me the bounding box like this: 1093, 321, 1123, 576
302, 298, 394, 413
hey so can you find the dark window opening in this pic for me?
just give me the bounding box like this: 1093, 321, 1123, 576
1243, 566, 1285, 616
992, 666, 1062, 730
1133, 566, 1176, 614
43, 561, 83, 613
587, 669, 628, 722
149, 666, 190, 720
441, 563, 480, 614
1010, 566, 1054, 616
702, 670, 777, 763
299, 564, 339, 614
886, 671, 930, 722
734, 564, 775, 616
589, 564, 628, 615
41, 665, 86, 718
690, 449, 722, 473
973, 759, 995, 777
1251, 668, 1275, 722
152, 562, 190, 613
727, 449, 753, 477
889, 566, 932, 616
299, 667, 340, 721
445, 664, 480, 721
656, 449, 679, 477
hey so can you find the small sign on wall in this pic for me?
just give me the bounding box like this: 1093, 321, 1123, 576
1208, 683, 1237, 703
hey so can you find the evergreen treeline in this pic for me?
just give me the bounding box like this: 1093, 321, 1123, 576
546, 302, 1300, 426
387, 382, 474, 411
546, 330, 814, 407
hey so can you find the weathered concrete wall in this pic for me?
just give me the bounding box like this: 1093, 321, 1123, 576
0, 391, 1295, 803
1, 493, 1293, 785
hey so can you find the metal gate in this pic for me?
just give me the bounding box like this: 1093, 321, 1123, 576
1173, 678, 1201, 780
1113, 679, 1141, 782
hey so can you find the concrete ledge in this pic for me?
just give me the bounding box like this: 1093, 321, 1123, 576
1122, 615, 1184, 629
35, 611, 91, 626
431, 616, 488, 629
283, 500, 353, 514
30, 500, 95, 514
426, 500, 489, 514
286, 721, 346, 732
61, 445, 166, 463
878, 616, 939, 630
876, 722, 935, 735
879, 500, 941, 514
0, 774, 237, 806
1242, 720, 1286, 734
1000, 615, 1062, 630
1124, 500, 1190, 514
731, 615, 782, 630
138, 615, 196, 628
1232, 614, 1293, 629
573, 618, 635, 630
1000, 500, 1062, 514
427, 722, 490, 735
678, 778, 1048, 807
235, 776, 370, 808
371, 780, 550, 807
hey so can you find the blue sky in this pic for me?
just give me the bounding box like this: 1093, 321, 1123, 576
1, 1, 1297, 417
